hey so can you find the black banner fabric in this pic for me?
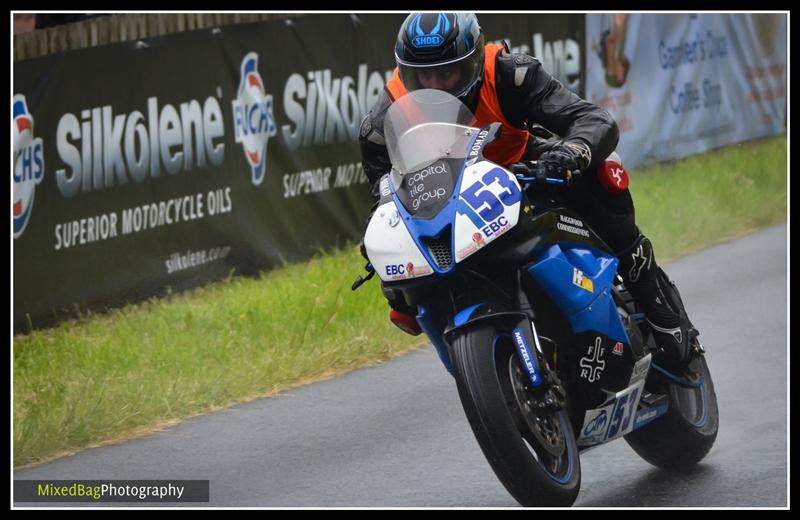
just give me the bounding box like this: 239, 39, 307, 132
13, 13, 584, 331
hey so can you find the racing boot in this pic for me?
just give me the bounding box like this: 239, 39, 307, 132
616, 234, 698, 370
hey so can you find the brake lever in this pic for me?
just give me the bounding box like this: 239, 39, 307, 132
351, 262, 376, 291
514, 164, 582, 186
513, 161, 548, 185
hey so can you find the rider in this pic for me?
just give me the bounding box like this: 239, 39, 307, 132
358, 12, 696, 369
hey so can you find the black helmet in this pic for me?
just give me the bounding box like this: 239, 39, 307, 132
395, 13, 485, 102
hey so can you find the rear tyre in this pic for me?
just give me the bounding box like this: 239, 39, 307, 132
624, 353, 719, 468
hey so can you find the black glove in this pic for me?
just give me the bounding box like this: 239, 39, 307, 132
536, 141, 591, 185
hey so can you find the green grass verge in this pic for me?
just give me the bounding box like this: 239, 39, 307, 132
629, 136, 787, 262
13, 250, 423, 468
13, 135, 786, 468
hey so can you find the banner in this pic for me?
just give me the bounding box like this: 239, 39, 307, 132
13, 13, 585, 332
479, 13, 585, 96
585, 13, 787, 169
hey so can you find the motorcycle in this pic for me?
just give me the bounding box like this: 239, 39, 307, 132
353, 89, 718, 507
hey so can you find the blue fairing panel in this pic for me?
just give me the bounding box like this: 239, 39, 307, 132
453, 303, 483, 327
417, 304, 455, 376
527, 244, 629, 344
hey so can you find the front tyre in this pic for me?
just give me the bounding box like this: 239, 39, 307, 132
452, 325, 581, 507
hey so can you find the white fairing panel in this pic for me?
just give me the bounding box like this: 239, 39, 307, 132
454, 160, 521, 263
364, 200, 434, 282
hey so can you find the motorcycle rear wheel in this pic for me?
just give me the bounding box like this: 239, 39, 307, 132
624, 353, 719, 468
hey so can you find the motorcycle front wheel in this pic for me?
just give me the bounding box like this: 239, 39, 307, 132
451, 324, 581, 507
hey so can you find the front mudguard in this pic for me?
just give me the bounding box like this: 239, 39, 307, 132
417, 302, 526, 379
443, 303, 528, 346
443, 303, 550, 388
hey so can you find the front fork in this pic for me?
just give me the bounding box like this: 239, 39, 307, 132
511, 316, 567, 411
513, 272, 567, 410
417, 272, 568, 408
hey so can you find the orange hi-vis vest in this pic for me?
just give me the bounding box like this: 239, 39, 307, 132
385, 43, 530, 166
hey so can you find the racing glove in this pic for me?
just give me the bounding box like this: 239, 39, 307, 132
536, 141, 592, 185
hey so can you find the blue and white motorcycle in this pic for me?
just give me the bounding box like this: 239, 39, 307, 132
354, 89, 718, 507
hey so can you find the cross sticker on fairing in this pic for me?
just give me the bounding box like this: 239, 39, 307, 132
579, 337, 606, 383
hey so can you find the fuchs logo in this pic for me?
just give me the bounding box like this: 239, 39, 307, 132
232, 53, 277, 186
408, 13, 451, 48
13, 94, 44, 239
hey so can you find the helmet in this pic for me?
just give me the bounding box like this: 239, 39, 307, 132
395, 13, 485, 102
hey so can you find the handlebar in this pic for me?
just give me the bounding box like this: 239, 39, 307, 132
508, 160, 581, 186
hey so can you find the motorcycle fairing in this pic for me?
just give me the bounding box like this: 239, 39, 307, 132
527, 243, 629, 345
364, 198, 435, 283
453, 160, 522, 264
577, 378, 646, 447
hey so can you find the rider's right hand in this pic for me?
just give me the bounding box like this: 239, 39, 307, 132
535, 149, 581, 186
510, 160, 547, 181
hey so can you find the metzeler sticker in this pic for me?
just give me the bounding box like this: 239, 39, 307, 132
512, 327, 542, 387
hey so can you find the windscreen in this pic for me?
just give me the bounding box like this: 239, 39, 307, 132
384, 88, 478, 176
